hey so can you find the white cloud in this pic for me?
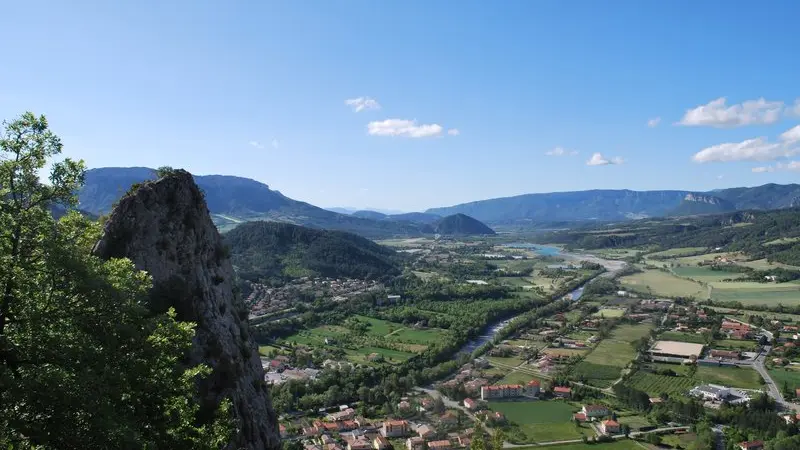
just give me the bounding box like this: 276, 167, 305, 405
345, 97, 381, 112
679, 97, 784, 128
792, 99, 800, 116
248, 140, 264, 149
752, 161, 800, 173
691, 137, 792, 162
647, 117, 661, 128
693, 124, 800, 163
367, 119, 446, 138
586, 152, 624, 166
716, 175, 724, 180
780, 125, 800, 144
271, 138, 280, 149
447, 128, 460, 136
545, 146, 578, 157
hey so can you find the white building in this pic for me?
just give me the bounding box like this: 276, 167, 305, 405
689, 384, 730, 401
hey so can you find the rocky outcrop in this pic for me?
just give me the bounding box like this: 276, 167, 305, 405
93, 170, 280, 450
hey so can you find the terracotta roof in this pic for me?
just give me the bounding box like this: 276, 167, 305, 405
527, 379, 541, 386
602, 420, 620, 426
553, 386, 571, 393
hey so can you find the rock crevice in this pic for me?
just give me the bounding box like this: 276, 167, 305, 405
93, 170, 280, 450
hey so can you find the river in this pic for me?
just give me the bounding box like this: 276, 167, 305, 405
456, 244, 620, 356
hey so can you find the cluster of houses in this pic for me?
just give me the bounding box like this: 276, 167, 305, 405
248, 277, 383, 318
262, 355, 322, 385
721, 320, 753, 340
295, 402, 475, 450
571, 404, 620, 435
478, 380, 541, 400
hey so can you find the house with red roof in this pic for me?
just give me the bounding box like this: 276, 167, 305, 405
600, 419, 620, 435
463, 398, 478, 411
552, 386, 571, 398
738, 441, 764, 450
480, 384, 523, 400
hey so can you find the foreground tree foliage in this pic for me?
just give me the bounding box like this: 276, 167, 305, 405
0, 113, 231, 449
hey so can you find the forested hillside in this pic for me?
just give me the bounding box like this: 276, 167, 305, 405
225, 221, 401, 284
538, 208, 800, 266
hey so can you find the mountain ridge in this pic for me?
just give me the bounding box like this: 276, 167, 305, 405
426, 184, 800, 224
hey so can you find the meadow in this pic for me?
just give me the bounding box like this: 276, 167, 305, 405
488, 401, 590, 442
619, 269, 707, 299
659, 331, 707, 344
510, 441, 643, 450
648, 247, 707, 258
710, 282, 800, 306
573, 324, 653, 387
496, 371, 546, 386
768, 366, 800, 389
714, 339, 759, 351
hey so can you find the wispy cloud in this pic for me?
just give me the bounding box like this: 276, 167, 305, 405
271, 138, 280, 149
447, 128, 460, 136
692, 124, 800, 163
248, 140, 265, 149
586, 152, 624, 166
752, 161, 800, 173
367, 119, 448, 138
678, 97, 784, 128
647, 117, 661, 128
345, 97, 381, 112
716, 175, 724, 180
545, 147, 578, 157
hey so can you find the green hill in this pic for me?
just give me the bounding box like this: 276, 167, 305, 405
224, 221, 401, 284
435, 213, 495, 236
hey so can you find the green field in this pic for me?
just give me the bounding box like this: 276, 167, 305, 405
496, 371, 546, 386
708, 306, 800, 323
488, 355, 526, 368
652, 363, 763, 389
649, 247, 707, 258
714, 339, 758, 351
672, 266, 745, 283
620, 269, 707, 299
626, 371, 697, 396
763, 237, 800, 246
571, 324, 653, 387
659, 331, 707, 344
584, 324, 653, 367
345, 346, 415, 364
488, 401, 590, 442
768, 366, 800, 389
593, 308, 626, 318
710, 282, 800, 306
510, 440, 644, 450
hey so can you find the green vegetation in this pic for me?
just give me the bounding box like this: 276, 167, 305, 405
434, 213, 495, 236
648, 363, 764, 390
496, 372, 545, 386
619, 269, 707, 298
571, 324, 652, 387
768, 366, 800, 389
626, 371, 697, 396
488, 401, 589, 442
0, 113, 231, 448
710, 282, 800, 306
508, 442, 643, 450
592, 308, 625, 318
649, 247, 708, 258
225, 221, 400, 284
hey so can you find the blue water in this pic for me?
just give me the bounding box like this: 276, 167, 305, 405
502, 243, 562, 256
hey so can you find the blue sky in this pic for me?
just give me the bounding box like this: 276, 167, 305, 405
2, 1, 799, 212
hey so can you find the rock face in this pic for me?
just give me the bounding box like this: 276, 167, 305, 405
92, 170, 280, 450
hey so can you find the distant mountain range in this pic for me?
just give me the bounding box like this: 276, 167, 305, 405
426, 184, 800, 225
79, 168, 800, 234
79, 168, 432, 238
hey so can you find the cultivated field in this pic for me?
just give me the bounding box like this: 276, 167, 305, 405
626, 371, 696, 396
651, 363, 763, 389
619, 269, 707, 299
592, 308, 626, 318
584, 324, 653, 367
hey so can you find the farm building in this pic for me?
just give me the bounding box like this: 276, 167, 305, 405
689, 384, 730, 401
649, 340, 705, 359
